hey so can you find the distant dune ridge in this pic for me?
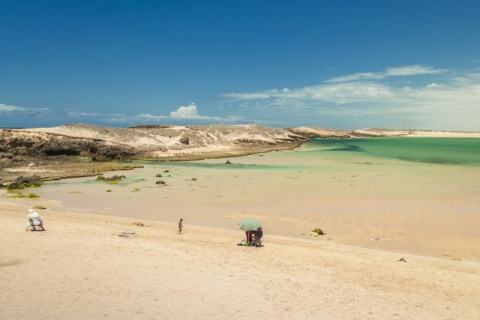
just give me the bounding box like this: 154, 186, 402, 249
1, 123, 479, 183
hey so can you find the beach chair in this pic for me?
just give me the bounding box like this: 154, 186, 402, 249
251, 233, 262, 247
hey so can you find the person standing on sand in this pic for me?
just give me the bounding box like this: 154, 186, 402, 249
178, 218, 183, 234
256, 227, 263, 241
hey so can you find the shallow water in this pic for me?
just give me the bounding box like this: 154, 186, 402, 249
37, 137, 480, 202
303, 137, 480, 166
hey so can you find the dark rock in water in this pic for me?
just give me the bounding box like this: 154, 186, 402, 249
8, 175, 43, 189
156, 174, 162, 177
225, 160, 231, 164
156, 180, 166, 185
105, 175, 126, 181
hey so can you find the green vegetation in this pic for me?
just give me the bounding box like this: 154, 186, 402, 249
7, 183, 43, 190
8, 193, 24, 198
8, 193, 40, 198
25, 193, 40, 198
311, 228, 325, 235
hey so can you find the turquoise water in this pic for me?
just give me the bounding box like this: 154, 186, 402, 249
303, 137, 480, 166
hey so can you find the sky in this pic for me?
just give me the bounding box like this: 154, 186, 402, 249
1, 0, 480, 131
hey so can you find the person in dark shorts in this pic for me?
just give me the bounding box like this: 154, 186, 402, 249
256, 227, 263, 241
178, 218, 183, 234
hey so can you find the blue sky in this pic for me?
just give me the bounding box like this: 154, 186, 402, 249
1, 0, 479, 131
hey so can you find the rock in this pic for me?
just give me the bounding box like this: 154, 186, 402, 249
7, 175, 43, 189
179, 137, 190, 145
156, 180, 166, 185
311, 228, 325, 235
105, 175, 125, 181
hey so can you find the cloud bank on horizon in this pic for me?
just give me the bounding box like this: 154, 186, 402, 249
2, 65, 479, 131
222, 65, 480, 131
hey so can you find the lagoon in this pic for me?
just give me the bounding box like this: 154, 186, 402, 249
24, 137, 480, 261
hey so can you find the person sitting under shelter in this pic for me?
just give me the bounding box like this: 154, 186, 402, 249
26, 208, 44, 231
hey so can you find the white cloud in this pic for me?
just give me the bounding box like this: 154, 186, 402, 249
325, 72, 384, 83
67, 111, 99, 117
222, 66, 480, 131
170, 103, 201, 119
106, 103, 245, 125
224, 82, 395, 104
385, 65, 446, 77
326, 65, 448, 83
134, 113, 168, 121
0, 103, 27, 112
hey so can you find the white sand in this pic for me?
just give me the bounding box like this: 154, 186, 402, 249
1, 199, 480, 320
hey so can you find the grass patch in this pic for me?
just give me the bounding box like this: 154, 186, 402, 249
8, 193, 24, 198
8, 193, 40, 198
25, 193, 40, 198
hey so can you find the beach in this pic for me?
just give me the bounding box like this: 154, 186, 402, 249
1, 134, 480, 319
1, 199, 480, 319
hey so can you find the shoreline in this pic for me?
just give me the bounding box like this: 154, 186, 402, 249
2, 124, 480, 184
